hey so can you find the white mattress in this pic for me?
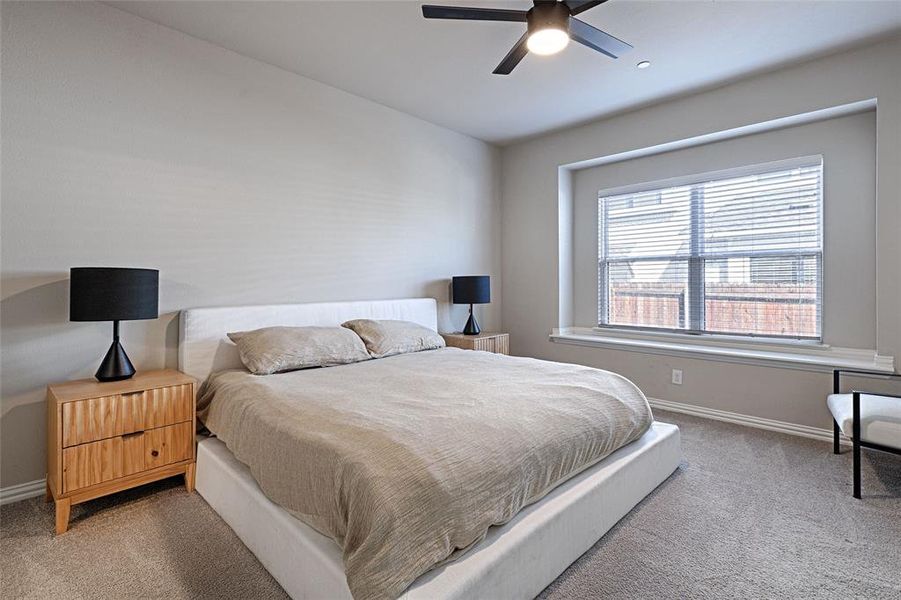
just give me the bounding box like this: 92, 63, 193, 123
196, 421, 681, 600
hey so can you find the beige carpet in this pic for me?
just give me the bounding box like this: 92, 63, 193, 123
2, 410, 899, 599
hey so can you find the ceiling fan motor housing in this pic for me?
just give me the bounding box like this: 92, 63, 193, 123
527, 2, 571, 35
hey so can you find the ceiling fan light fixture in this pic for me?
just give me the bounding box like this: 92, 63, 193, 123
527, 28, 570, 55
422, 1, 634, 75
525, 1, 571, 56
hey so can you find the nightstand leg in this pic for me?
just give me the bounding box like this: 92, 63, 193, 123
184, 463, 196, 493
55, 498, 71, 534
45, 481, 53, 503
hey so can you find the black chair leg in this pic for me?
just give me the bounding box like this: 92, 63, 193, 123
852, 392, 861, 499
833, 419, 840, 454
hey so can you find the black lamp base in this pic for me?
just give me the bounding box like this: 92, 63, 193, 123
463, 305, 481, 336
95, 322, 136, 382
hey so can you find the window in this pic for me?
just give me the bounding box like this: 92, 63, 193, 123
598, 157, 823, 340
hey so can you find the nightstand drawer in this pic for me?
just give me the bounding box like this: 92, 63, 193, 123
442, 332, 510, 355
62, 422, 193, 493
144, 421, 194, 470
61, 383, 193, 447
468, 336, 509, 354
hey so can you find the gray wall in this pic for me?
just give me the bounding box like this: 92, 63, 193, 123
572, 112, 877, 348
501, 36, 901, 430
0, 2, 501, 487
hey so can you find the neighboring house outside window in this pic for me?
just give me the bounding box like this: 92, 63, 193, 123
598, 157, 823, 340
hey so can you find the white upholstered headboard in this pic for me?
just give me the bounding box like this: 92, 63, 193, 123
178, 298, 439, 382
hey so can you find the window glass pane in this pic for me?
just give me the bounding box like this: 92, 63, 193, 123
702, 165, 821, 256
606, 259, 689, 329
602, 186, 691, 259
704, 255, 820, 338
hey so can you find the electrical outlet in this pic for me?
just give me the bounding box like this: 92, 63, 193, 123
671, 369, 683, 385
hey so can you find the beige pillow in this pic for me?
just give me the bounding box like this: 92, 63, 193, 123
341, 319, 445, 359
227, 326, 370, 375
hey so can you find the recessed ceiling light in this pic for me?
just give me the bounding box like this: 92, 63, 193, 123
637, 60, 651, 69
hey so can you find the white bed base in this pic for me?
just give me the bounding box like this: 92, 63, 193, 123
197, 423, 680, 600
179, 298, 682, 599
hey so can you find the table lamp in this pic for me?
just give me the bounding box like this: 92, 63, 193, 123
452, 275, 490, 335
70, 267, 159, 382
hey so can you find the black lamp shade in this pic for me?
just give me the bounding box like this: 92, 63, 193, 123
452, 275, 490, 305
70, 267, 159, 322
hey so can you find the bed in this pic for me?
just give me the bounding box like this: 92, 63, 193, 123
179, 298, 681, 599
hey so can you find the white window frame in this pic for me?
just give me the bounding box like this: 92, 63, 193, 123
596, 155, 824, 343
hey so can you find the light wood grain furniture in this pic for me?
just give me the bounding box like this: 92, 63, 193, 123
46, 369, 196, 534
442, 332, 509, 355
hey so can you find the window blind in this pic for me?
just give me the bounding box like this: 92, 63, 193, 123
598, 157, 823, 340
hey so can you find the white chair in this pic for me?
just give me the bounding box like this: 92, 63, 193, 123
829, 369, 901, 498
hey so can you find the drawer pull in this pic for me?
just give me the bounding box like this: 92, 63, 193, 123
122, 430, 144, 439
150, 449, 159, 457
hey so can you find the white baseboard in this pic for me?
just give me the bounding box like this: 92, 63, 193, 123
648, 397, 849, 445
0, 478, 46, 506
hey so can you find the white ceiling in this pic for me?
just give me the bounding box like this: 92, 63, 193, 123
107, 1, 901, 144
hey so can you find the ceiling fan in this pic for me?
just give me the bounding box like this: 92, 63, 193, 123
421, 0, 632, 75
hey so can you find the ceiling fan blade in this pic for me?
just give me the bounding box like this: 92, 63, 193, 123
493, 32, 529, 75
422, 5, 528, 22
563, 1, 609, 16
569, 17, 632, 59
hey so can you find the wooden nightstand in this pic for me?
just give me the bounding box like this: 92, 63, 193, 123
46, 369, 196, 534
442, 332, 510, 355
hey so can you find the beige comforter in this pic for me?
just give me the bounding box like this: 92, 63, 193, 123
198, 347, 653, 600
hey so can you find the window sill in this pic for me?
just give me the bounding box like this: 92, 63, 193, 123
549, 327, 894, 373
